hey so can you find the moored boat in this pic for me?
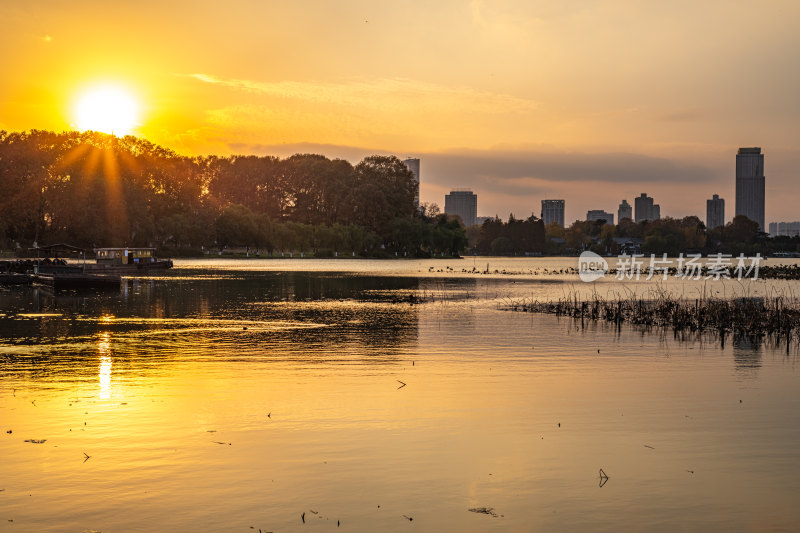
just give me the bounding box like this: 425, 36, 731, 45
84, 248, 173, 274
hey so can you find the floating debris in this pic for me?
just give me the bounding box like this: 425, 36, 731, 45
396, 380, 407, 389
599, 468, 609, 487
301, 512, 305, 523
24, 439, 46, 444
644, 444, 655, 450
212, 441, 231, 446
83, 452, 91, 462
402, 515, 413, 521
468, 507, 499, 517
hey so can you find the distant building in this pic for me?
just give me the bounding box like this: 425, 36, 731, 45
612, 237, 643, 255
402, 158, 420, 208
769, 221, 800, 237
735, 147, 765, 231
587, 210, 614, 225
634, 193, 660, 222
706, 194, 725, 229
541, 199, 565, 227
444, 189, 477, 227
618, 199, 632, 222
476, 216, 492, 226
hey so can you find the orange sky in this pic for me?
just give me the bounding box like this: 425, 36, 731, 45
1, 0, 799, 223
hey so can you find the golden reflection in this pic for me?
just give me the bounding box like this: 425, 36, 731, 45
98, 332, 112, 399
100, 314, 116, 323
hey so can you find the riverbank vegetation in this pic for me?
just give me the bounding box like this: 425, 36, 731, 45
504, 291, 800, 346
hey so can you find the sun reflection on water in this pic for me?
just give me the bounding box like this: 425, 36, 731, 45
98, 332, 112, 399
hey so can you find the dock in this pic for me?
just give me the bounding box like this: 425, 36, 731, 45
0, 273, 32, 285
32, 272, 121, 290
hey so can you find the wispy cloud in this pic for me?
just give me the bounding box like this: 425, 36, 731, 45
189, 73, 539, 115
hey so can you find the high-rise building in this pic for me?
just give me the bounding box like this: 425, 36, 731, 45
402, 158, 420, 208
587, 210, 614, 225
769, 221, 800, 237
735, 147, 765, 231
706, 194, 725, 229
541, 199, 565, 227
634, 193, 660, 222
444, 189, 477, 227
618, 200, 632, 222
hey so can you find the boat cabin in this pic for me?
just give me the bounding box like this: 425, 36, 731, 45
96, 248, 157, 265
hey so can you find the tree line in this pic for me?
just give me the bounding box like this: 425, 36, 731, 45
0, 130, 466, 257
545, 215, 783, 256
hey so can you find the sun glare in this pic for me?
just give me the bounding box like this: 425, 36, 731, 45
75, 85, 139, 136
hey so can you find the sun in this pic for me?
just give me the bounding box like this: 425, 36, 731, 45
74, 85, 139, 136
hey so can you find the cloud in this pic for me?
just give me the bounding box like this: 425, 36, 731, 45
656, 109, 703, 122
224, 141, 720, 216
426, 149, 717, 186
233, 141, 715, 185
189, 73, 539, 115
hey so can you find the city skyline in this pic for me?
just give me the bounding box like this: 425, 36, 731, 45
444, 148, 776, 228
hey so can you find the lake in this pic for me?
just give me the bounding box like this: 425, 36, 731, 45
1, 258, 799, 532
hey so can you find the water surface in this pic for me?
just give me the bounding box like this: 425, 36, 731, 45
1, 260, 799, 532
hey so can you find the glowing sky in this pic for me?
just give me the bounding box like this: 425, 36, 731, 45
1, 0, 799, 223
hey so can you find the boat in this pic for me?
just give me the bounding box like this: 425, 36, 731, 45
84, 248, 173, 274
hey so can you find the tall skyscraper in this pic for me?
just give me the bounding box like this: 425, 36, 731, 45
735, 147, 765, 231
541, 199, 565, 227
402, 158, 420, 208
706, 194, 725, 229
634, 193, 660, 222
618, 199, 632, 222
587, 210, 614, 225
444, 189, 477, 227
